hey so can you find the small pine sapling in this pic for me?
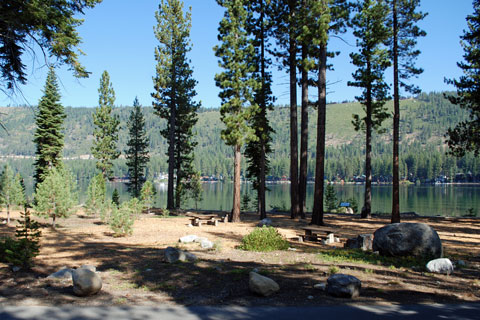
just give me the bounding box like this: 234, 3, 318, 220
324, 184, 338, 212
112, 189, 120, 208
140, 180, 156, 214
85, 173, 107, 216
109, 201, 135, 237
5, 209, 41, 269
33, 167, 77, 228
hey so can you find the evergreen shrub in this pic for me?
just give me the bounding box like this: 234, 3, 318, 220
240, 226, 289, 252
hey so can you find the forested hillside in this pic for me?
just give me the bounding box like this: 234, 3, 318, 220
1, 91, 478, 187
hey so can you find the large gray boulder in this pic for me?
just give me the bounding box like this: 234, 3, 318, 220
327, 274, 361, 298
426, 258, 454, 274
164, 247, 198, 263
72, 268, 102, 297
249, 272, 280, 297
373, 223, 442, 258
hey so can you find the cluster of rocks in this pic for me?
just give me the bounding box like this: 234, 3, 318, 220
248, 271, 362, 299
179, 234, 214, 249
47, 265, 102, 297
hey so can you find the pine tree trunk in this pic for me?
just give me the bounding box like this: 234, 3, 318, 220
289, 3, 300, 219
6, 204, 10, 224
391, 0, 401, 223
299, 45, 308, 219
312, 44, 327, 226
231, 144, 242, 222
259, 141, 267, 220
167, 92, 176, 210
175, 167, 181, 209
259, 0, 267, 221
362, 80, 373, 219
52, 213, 56, 229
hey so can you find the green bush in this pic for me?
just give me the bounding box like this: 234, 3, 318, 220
1, 210, 41, 269
109, 201, 135, 237
240, 226, 289, 252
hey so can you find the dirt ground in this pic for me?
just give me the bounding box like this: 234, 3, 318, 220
1, 209, 479, 306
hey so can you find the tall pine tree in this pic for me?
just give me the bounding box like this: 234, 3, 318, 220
244, 0, 275, 220
92, 70, 120, 180
389, 0, 426, 223
271, 0, 301, 219
348, 0, 391, 218
33, 67, 66, 187
125, 97, 150, 198
446, 1, 480, 156
310, 0, 350, 226
215, 0, 260, 222
152, 0, 199, 210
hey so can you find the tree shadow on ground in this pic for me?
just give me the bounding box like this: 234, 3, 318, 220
2, 226, 470, 307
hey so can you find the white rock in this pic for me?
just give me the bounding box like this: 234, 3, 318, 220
179, 235, 198, 243
426, 258, 454, 274
12, 266, 21, 272
200, 239, 214, 249
249, 272, 280, 297
307, 295, 314, 300
72, 269, 102, 297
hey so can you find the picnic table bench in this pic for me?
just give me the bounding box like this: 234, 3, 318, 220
186, 213, 227, 227
299, 226, 340, 243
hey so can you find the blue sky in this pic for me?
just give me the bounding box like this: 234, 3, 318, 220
2, 0, 475, 108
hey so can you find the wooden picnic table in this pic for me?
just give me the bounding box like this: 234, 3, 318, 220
299, 226, 340, 242
186, 213, 227, 227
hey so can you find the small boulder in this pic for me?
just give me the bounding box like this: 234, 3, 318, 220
164, 247, 197, 263
72, 268, 102, 297
249, 271, 280, 297
426, 258, 454, 274
179, 235, 198, 243
346, 234, 373, 251
373, 223, 442, 258
257, 218, 272, 227
199, 239, 214, 249
346, 207, 354, 214
327, 274, 361, 298
47, 267, 73, 280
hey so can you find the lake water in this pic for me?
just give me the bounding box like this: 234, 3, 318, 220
97, 182, 480, 217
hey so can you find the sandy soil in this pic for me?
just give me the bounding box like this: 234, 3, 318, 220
1, 209, 479, 306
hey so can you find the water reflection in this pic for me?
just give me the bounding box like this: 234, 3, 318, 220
78, 182, 479, 217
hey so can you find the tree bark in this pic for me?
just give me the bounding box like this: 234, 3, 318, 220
391, 0, 401, 223
289, 1, 300, 219
362, 68, 373, 219
299, 44, 308, 219
167, 67, 176, 210
231, 144, 242, 222
259, 0, 267, 220
312, 44, 327, 226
